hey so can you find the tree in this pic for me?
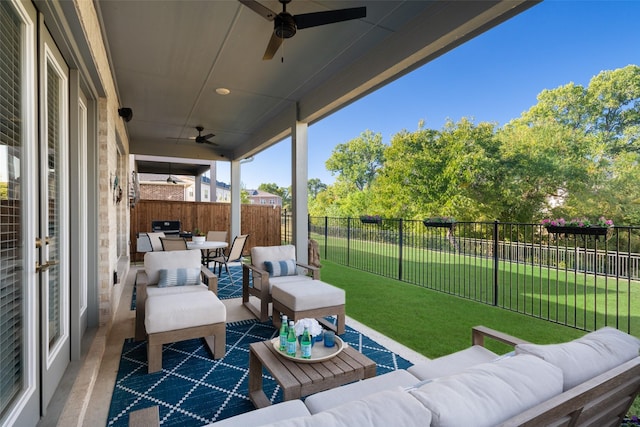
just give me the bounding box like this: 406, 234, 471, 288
308, 178, 327, 198
374, 119, 499, 220
325, 130, 385, 191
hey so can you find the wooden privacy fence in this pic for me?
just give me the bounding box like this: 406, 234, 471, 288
130, 200, 281, 261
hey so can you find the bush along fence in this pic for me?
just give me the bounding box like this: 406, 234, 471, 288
282, 214, 640, 334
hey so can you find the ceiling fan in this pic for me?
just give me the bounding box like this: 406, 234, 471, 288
171, 126, 217, 145
239, 0, 366, 60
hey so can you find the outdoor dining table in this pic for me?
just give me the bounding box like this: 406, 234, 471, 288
186, 241, 228, 266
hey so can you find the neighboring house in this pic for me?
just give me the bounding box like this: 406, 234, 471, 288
247, 189, 282, 206
138, 173, 231, 202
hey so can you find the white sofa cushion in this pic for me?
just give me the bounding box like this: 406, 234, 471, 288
515, 326, 640, 390
145, 291, 226, 334
251, 245, 297, 270
260, 389, 432, 427
408, 354, 563, 427
144, 250, 202, 284
204, 400, 311, 427
255, 274, 312, 292
146, 283, 208, 298
304, 369, 420, 414
407, 345, 499, 380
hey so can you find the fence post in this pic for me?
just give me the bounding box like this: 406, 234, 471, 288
347, 217, 351, 266
493, 220, 499, 306
324, 216, 328, 260
398, 219, 403, 281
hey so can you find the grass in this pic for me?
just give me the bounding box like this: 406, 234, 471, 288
319, 259, 587, 357
313, 232, 639, 334
318, 259, 640, 415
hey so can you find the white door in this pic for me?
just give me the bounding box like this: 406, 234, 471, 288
38, 12, 71, 413
0, 1, 70, 424
0, 1, 39, 425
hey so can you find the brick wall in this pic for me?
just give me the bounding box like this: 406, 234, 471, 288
140, 183, 185, 201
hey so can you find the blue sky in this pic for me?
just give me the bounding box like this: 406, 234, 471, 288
217, 0, 640, 190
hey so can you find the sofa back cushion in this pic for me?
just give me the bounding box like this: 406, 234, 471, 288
251, 245, 296, 271
259, 389, 432, 427
408, 354, 562, 427
515, 326, 640, 390
144, 250, 201, 285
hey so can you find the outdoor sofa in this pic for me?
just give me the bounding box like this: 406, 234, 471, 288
130, 325, 640, 427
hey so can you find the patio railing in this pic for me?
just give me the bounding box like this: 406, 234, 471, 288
282, 213, 640, 334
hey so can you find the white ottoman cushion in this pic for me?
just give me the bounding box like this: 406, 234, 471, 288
408, 354, 562, 427
407, 345, 499, 380
515, 326, 640, 390
145, 291, 226, 334
272, 281, 345, 311
254, 274, 312, 292
304, 369, 420, 414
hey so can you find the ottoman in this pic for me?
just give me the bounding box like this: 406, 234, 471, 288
271, 280, 346, 334
145, 291, 226, 373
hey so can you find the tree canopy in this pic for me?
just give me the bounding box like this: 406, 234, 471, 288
304, 65, 640, 225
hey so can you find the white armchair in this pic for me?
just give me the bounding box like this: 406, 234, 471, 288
135, 249, 217, 341
242, 245, 320, 322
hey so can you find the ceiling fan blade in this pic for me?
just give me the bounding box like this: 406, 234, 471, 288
263, 32, 283, 60
238, 0, 277, 21
294, 7, 366, 29
202, 133, 215, 140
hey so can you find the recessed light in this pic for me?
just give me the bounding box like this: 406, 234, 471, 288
216, 87, 230, 95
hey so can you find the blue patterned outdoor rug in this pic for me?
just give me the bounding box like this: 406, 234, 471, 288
106, 318, 413, 426
131, 265, 245, 310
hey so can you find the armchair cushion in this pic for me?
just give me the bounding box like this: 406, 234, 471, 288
515, 326, 640, 390
251, 245, 297, 270
264, 259, 298, 277
144, 250, 202, 284
158, 267, 201, 287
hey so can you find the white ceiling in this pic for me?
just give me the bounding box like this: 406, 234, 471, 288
96, 0, 537, 168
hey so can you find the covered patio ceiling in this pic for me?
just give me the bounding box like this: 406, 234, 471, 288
96, 0, 538, 172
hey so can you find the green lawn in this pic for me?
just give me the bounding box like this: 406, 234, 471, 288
312, 232, 639, 334
319, 259, 590, 357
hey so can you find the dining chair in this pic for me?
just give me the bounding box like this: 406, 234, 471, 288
147, 232, 166, 251
160, 236, 188, 251
204, 230, 228, 265
211, 234, 249, 284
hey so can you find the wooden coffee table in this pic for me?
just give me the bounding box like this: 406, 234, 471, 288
248, 339, 376, 408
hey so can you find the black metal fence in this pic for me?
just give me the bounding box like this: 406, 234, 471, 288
282, 213, 640, 334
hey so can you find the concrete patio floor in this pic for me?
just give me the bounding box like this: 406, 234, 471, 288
40, 265, 429, 426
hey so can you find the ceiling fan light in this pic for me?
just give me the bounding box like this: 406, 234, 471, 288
216, 87, 230, 95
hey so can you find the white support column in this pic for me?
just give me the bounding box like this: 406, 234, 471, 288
230, 159, 241, 239
209, 161, 217, 202
195, 173, 202, 202
292, 120, 309, 263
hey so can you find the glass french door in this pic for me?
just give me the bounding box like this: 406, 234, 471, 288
0, 1, 69, 424
38, 10, 71, 413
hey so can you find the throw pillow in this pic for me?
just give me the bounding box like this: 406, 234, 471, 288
157, 267, 201, 287
264, 259, 298, 277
